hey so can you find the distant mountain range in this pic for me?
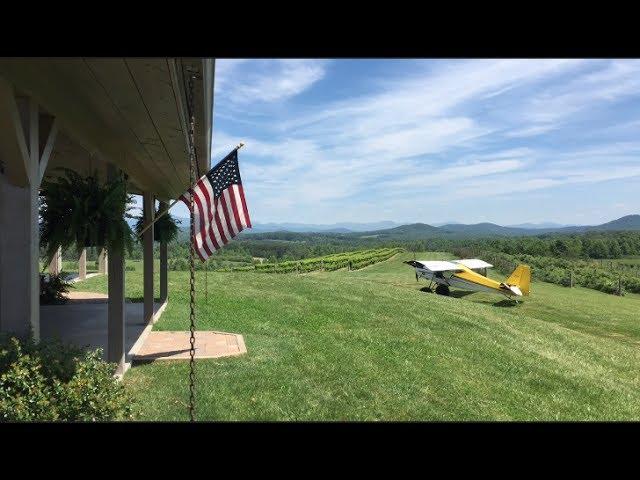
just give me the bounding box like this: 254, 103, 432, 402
352, 215, 640, 240
237, 220, 402, 233
506, 222, 576, 229
134, 217, 400, 233
161, 214, 640, 239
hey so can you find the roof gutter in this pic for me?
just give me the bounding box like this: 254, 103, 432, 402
202, 58, 214, 170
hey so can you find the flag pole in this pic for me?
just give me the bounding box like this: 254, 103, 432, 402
137, 142, 245, 237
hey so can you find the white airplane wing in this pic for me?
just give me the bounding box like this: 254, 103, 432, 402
415, 260, 464, 272
452, 259, 493, 269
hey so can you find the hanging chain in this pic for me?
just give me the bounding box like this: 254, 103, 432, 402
187, 72, 197, 422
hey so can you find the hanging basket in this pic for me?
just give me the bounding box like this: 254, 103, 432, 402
134, 207, 179, 244
39, 167, 135, 266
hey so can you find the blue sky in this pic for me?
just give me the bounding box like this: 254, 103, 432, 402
168, 59, 640, 226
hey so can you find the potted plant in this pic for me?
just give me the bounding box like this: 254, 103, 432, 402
40, 273, 73, 305
134, 207, 179, 244
39, 168, 135, 266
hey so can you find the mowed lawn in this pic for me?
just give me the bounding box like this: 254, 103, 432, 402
79, 252, 640, 421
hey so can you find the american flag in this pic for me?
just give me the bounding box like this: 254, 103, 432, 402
179, 149, 251, 261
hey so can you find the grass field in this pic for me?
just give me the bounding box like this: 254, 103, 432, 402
78, 251, 640, 421
39, 259, 145, 276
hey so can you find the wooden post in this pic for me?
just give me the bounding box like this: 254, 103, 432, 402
48, 245, 62, 276
143, 192, 154, 325
570, 271, 574, 288
618, 276, 622, 296
159, 200, 168, 304
107, 166, 125, 374
160, 237, 168, 303
98, 247, 108, 275
78, 248, 87, 280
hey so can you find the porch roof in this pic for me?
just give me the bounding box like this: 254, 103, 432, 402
0, 58, 213, 200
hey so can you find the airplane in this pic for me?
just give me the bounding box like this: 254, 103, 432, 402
404, 258, 531, 301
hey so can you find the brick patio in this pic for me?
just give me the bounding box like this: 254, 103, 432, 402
133, 331, 247, 363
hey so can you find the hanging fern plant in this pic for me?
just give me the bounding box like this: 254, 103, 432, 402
39, 168, 135, 265
134, 206, 179, 244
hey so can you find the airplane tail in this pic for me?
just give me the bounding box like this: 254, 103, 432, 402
506, 265, 531, 296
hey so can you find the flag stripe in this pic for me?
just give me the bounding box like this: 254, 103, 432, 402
233, 184, 249, 229
216, 198, 232, 244
228, 185, 242, 231
189, 190, 204, 257
205, 192, 225, 249
222, 189, 240, 235
180, 192, 207, 261
214, 208, 228, 245
179, 191, 207, 260
195, 241, 207, 262
237, 184, 252, 228
192, 188, 213, 257
195, 184, 217, 255
198, 180, 220, 253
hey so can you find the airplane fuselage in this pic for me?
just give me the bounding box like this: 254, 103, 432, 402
416, 264, 522, 299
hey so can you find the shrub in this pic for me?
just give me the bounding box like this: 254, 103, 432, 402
469, 249, 633, 296
0, 336, 133, 421
40, 273, 73, 305
170, 258, 193, 271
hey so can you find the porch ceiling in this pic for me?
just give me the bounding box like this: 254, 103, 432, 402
0, 58, 213, 200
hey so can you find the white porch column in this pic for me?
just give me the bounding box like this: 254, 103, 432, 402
143, 192, 154, 324
107, 166, 125, 374
98, 248, 108, 274
159, 200, 168, 304
78, 248, 87, 280
0, 79, 57, 340
0, 175, 35, 336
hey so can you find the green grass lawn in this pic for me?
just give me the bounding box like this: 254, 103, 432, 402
78, 251, 640, 421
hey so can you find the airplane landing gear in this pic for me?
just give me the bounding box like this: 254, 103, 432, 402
435, 284, 450, 296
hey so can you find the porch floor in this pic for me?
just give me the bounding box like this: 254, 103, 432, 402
40, 292, 162, 364
40, 291, 247, 368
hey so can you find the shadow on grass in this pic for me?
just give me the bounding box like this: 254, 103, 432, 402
449, 291, 476, 299
493, 299, 519, 308
132, 348, 191, 366
127, 296, 162, 303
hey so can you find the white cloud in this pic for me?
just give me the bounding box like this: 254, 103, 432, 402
385, 158, 528, 189
212, 59, 640, 223
281, 59, 584, 134
445, 155, 640, 201
505, 123, 558, 138
522, 60, 640, 123
215, 59, 326, 105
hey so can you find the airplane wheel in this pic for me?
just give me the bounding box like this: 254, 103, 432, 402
435, 285, 450, 296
